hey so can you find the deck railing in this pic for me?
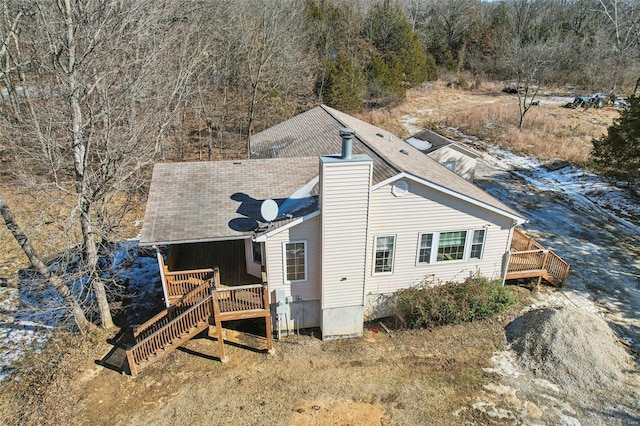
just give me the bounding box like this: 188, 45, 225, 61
511, 228, 544, 251
214, 283, 266, 314
507, 249, 546, 273
543, 250, 570, 285
133, 282, 213, 340
164, 268, 216, 299
508, 229, 570, 286
126, 268, 270, 375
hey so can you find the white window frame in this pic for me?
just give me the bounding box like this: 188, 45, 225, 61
283, 240, 307, 283
469, 229, 486, 260
437, 230, 468, 262
416, 233, 434, 264
416, 229, 487, 264
373, 235, 396, 274
252, 241, 263, 265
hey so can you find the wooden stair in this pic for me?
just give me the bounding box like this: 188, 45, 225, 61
125, 268, 273, 376
126, 282, 215, 376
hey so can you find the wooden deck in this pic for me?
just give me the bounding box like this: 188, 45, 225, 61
126, 268, 272, 376
506, 228, 570, 287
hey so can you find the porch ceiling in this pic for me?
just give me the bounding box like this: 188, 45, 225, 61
170, 240, 262, 286
140, 157, 319, 246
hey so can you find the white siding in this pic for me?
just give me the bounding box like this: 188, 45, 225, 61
365, 180, 513, 297
428, 147, 476, 181
320, 158, 373, 309
264, 216, 321, 303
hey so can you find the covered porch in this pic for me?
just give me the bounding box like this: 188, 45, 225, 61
159, 239, 264, 305
506, 228, 570, 287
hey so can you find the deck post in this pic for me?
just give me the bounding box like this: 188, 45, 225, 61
156, 248, 171, 308
211, 290, 227, 362
262, 284, 274, 354
126, 349, 137, 377
213, 267, 220, 289
541, 249, 550, 270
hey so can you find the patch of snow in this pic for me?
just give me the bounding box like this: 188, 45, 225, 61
0, 240, 162, 382
483, 351, 521, 377
533, 378, 561, 394
400, 115, 422, 135
406, 137, 433, 151
547, 96, 575, 105
557, 412, 582, 426
278, 176, 319, 216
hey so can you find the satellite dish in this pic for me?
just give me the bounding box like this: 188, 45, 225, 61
260, 199, 279, 222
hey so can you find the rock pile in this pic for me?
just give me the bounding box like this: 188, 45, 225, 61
506, 305, 634, 398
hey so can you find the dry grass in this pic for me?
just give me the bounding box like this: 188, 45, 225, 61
0, 184, 146, 281
359, 80, 618, 168
0, 329, 112, 426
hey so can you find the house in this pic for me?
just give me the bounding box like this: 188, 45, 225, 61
406, 129, 481, 181
127, 105, 568, 375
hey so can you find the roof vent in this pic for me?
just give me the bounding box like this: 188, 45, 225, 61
340, 128, 355, 160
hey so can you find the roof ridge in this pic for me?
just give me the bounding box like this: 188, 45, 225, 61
320, 104, 401, 174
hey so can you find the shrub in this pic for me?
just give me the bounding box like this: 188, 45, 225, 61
390, 275, 515, 329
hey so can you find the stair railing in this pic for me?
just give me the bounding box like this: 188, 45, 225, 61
126, 293, 214, 375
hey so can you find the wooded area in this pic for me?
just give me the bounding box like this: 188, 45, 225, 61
0, 0, 638, 329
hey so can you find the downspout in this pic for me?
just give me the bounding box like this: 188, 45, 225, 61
155, 246, 170, 308
502, 221, 517, 286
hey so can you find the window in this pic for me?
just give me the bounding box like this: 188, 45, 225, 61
252, 241, 263, 264
437, 231, 467, 261
443, 160, 457, 171
417, 229, 487, 263
470, 229, 485, 259
284, 241, 306, 282
418, 233, 433, 264
374, 236, 395, 273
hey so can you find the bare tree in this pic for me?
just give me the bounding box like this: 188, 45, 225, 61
2, 0, 199, 328
504, 38, 559, 129
596, 0, 640, 91
234, 0, 310, 157
0, 192, 92, 331
430, 0, 478, 68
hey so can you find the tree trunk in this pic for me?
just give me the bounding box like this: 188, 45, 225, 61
64, 0, 113, 329
0, 192, 93, 331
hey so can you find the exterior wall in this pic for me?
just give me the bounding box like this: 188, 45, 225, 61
270, 300, 321, 333
244, 239, 262, 278
319, 157, 373, 309
428, 146, 476, 181
319, 155, 373, 339
364, 180, 514, 318
264, 215, 321, 328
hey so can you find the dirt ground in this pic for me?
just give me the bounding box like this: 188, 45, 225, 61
32, 287, 533, 426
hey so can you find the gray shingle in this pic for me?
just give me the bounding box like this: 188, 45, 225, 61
140, 157, 319, 245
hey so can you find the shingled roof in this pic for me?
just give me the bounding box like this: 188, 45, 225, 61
141, 105, 524, 245
139, 157, 319, 245
252, 105, 521, 219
